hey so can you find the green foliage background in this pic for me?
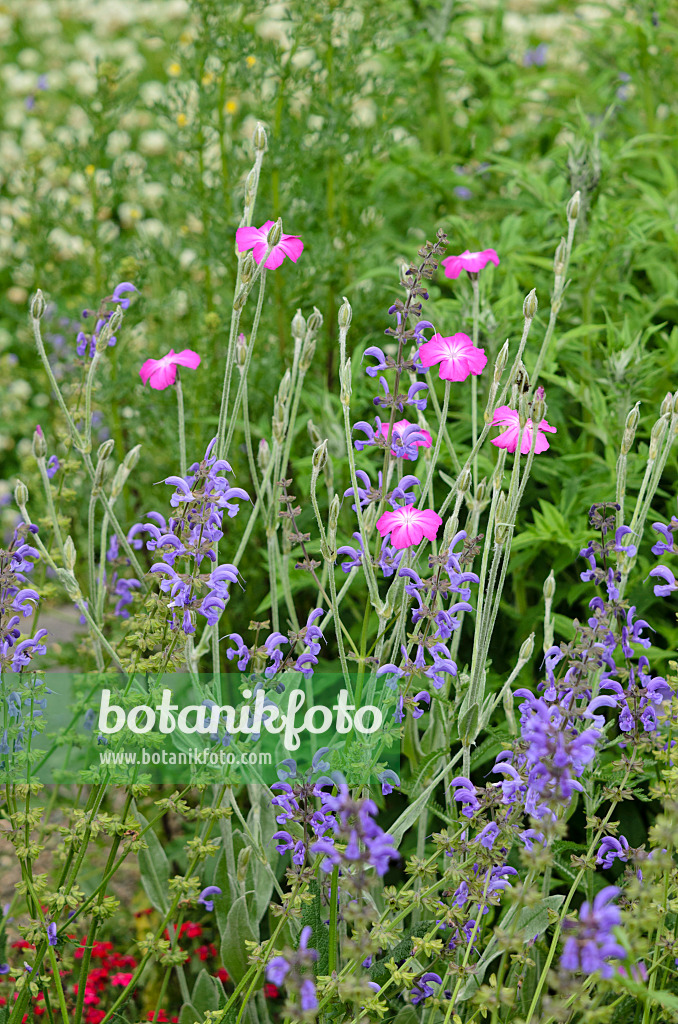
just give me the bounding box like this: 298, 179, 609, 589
1, 0, 677, 675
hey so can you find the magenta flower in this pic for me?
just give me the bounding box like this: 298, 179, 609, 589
139, 349, 201, 390
376, 505, 443, 550
235, 220, 303, 269
441, 249, 500, 279
490, 405, 556, 455
379, 419, 432, 459
418, 332, 487, 382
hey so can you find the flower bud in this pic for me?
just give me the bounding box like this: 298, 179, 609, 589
30, 289, 45, 320
362, 502, 376, 535
108, 306, 124, 334
253, 122, 267, 152
523, 288, 538, 320
277, 369, 292, 404
267, 218, 282, 249
567, 190, 581, 221
233, 286, 248, 311
543, 570, 556, 601
493, 340, 509, 383
291, 308, 306, 341
300, 336, 316, 372
476, 478, 487, 504
531, 395, 546, 425
457, 465, 472, 494
673, 392, 678, 416
338, 296, 352, 329
503, 686, 517, 736
340, 358, 352, 406
306, 307, 323, 336
621, 402, 640, 455
244, 169, 257, 207
240, 252, 255, 283
97, 438, 115, 464
63, 536, 77, 572
236, 332, 248, 370
518, 394, 529, 429
123, 444, 142, 471
257, 438, 270, 471
650, 415, 668, 459
312, 440, 328, 472
660, 391, 673, 417
328, 494, 340, 534
32, 425, 47, 460
491, 465, 503, 493
14, 480, 29, 508
519, 632, 535, 662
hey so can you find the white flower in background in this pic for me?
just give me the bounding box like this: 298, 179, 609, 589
139, 129, 169, 156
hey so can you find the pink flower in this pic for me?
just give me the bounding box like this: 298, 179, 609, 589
235, 220, 303, 269
139, 349, 201, 390
379, 419, 432, 459
418, 332, 487, 382
441, 249, 500, 279
490, 405, 556, 454
376, 505, 443, 550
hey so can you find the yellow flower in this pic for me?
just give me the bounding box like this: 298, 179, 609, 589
85, 164, 96, 177
224, 99, 238, 115
245, 55, 256, 67
167, 62, 181, 77
176, 113, 188, 127
201, 71, 215, 86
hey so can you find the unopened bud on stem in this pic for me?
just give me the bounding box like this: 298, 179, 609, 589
567, 190, 581, 222
32, 425, 47, 460
494, 340, 509, 383
523, 288, 538, 320
267, 219, 282, 249
253, 122, 267, 152
519, 632, 535, 661
257, 438, 270, 471
63, 536, 77, 572
338, 296, 352, 329
621, 402, 640, 455
291, 309, 306, 341
14, 480, 29, 508
30, 289, 45, 320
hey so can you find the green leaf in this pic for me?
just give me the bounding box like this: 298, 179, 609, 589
219, 894, 257, 985
300, 879, 330, 977
178, 1003, 200, 1024
191, 968, 224, 1015
133, 802, 170, 915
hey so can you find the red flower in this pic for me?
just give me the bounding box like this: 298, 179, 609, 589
264, 983, 279, 999
195, 944, 217, 962
86, 1012, 106, 1024
180, 922, 203, 939
216, 968, 229, 983
11, 942, 33, 951
91, 943, 114, 960
111, 972, 134, 987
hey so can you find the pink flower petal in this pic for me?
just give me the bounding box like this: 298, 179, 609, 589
173, 349, 201, 370
149, 363, 178, 389
277, 235, 304, 262
264, 246, 286, 270
235, 226, 265, 253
